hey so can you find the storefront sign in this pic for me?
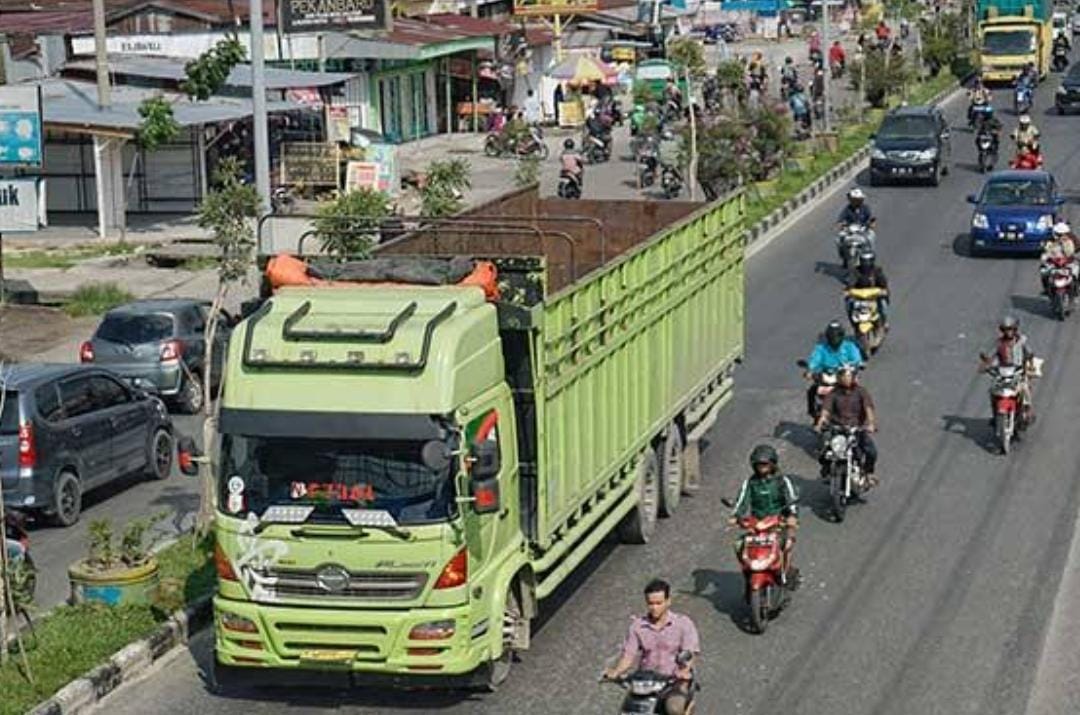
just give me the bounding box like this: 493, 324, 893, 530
0, 179, 45, 233
345, 161, 379, 192
513, 0, 599, 16
0, 86, 43, 167
282, 0, 387, 33
281, 142, 341, 187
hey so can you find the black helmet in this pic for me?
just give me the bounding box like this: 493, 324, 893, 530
857, 250, 876, 269
564, 138, 575, 150
749, 444, 779, 468
1000, 315, 1020, 332
825, 320, 845, 347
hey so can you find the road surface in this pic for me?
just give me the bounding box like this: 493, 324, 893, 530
91, 74, 1080, 714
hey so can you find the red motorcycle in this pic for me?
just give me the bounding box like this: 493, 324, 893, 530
984, 363, 1028, 455
1044, 255, 1077, 321
1010, 149, 1043, 170
734, 514, 798, 634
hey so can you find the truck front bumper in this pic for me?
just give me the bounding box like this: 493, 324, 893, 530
213, 596, 494, 685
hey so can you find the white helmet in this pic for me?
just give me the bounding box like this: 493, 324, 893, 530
1019, 114, 1031, 125
848, 187, 865, 201
1053, 221, 1071, 236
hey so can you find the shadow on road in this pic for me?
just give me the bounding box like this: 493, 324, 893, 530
788, 473, 841, 524
685, 568, 753, 632
942, 414, 998, 453
952, 232, 976, 258
1010, 293, 1053, 320
773, 420, 820, 459
813, 261, 850, 284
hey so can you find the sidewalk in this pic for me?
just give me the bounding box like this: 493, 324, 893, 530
4, 212, 210, 250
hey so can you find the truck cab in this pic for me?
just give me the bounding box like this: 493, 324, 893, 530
979, 0, 1053, 82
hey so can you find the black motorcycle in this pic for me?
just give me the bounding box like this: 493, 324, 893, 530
583, 131, 611, 164
1053, 45, 1069, 72
558, 170, 582, 199
661, 164, 683, 199
603, 650, 697, 714
976, 128, 999, 173
637, 136, 660, 187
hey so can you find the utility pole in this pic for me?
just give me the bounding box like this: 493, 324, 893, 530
250, 0, 272, 216
821, 0, 830, 132
92, 0, 110, 107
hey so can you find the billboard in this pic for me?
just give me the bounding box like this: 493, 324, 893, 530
513, 0, 600, 16
0, 179, 45, 233
281, 0, 387, 33
0, 86, 43, 167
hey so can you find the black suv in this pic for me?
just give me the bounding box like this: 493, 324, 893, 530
869, 105, 952, 186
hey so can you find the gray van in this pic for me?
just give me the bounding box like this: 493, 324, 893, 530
0, 364, 174, 526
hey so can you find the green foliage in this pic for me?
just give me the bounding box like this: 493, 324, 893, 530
633, 80, 658, 105
153, 533, 216, 614
63, 282, 134, 317
849, 50, 915, 107
746, 104, 794, 180
135, 96, 180, 151
420, 158, 472, 218
197, 157, 259, 283
515, 156, 541, 188
919, 12, 968, 77
85, 512, 168, 571
180, 37, 246, 101
689, 119, 753, 199
715, 59, 745, 89
667, 37, 707, 78
87, 519, 115, 569
5, 243, 139, 269
314, 188, 392, 258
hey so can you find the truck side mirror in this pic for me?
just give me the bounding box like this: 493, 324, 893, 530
177, 436, 202, 476
469, 441, 501, 515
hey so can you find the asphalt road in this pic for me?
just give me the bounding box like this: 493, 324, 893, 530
89, 74, 1080, 714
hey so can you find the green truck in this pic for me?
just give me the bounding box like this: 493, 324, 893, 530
977, 0, 1053, 82
205, 188, 745, 689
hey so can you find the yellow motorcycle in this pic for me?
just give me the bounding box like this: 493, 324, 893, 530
845, 286, 887, 358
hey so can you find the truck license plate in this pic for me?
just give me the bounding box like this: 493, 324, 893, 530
300, 649, 356, 663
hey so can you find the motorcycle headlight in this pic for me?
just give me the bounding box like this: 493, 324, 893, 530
1035, 214, 1054, 231
916, 148, 938, 161
829, 434, 848, 454
972, 213, 989, 229
871, 148, 886, 160
629, 679, 665, 696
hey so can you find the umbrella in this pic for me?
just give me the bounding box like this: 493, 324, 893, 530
548, 55, 618, 84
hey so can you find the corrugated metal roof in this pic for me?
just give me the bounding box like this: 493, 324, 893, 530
64, 55, 356, 90
0, 10, 96, 35
35, 79, 303, 132
384, 14, 505, 47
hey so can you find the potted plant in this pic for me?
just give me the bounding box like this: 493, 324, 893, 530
68, 512, 167, 606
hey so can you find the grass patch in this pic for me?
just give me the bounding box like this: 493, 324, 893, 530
178, 255, 219, 272
63, 282, 135, 317
6, 243, 140, 270
0, 535, 215, 715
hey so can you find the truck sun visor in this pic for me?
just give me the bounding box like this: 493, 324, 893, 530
219, 409, 448, 441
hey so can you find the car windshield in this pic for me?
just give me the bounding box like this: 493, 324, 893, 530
219, 432, 458, 526
0, 391, 18, 435
983, 30, 1035, 56
96, 313, 174, 344
877, 116, 935, 140
981, 180, 1052, 206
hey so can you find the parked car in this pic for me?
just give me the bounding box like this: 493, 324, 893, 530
1055, 61, 1080, 113
0, 364, 173, 526
869, 105, 952, 186
80, 299, 232, 414
967, 170, 1065, 255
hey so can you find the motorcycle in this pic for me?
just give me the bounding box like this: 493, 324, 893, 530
583, 131, 611, 164
846, 286, 887, 358
484, 127, 549, 159
830, 60, 844, 80
1014, 83, 1033, 115
3, 510, 36, 619
558, 170, 582, 200
730, 512, 798, 634
1044, 255, 1077, 320
836, 224, 875, 270
976, 129, 999, 173
820, 426, 870, 522
969, 101, 994, 130
1053, 45, 1070, 72
637, 136, 660, 187
271, 185, 297, 215
602, 650, 697, 714
1010, 149, 1044, 170
797, 359, 839, 421
661, 164, 683, 199
985, 364, 1029, 455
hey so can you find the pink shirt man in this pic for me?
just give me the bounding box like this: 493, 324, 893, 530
619, 610, 700, 677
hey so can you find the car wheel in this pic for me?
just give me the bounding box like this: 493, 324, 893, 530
1058, 105, 1066, 115
929, 163, 941, 187
175, 371, 204, 414
146, 428, 173, 480
51, 471, 82, 527
869, 172, 882, 187
969, 235, 982, 258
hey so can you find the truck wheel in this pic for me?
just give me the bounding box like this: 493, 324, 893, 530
659, 426, 685, 517
617, 449, 660, 544
485, 585, 526, 691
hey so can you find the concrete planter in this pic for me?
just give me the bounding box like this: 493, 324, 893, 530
68, 559, 160, 607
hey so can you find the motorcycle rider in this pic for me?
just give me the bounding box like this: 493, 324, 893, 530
728, 445, 800, 585
1018, 62, 1038, 89
846, 250, 891, 331
828, 40, 846, 75
815, 365, 880, 487
560, 138, 584, 190
804, 320, 864, 416
603, 578, 699, 715
780, 56, 799, 97
1011, 114, 1041, 152
1040, 221, 1079, 294
968, 77, 993, 125
1054, 30, 1072, 54
837, 188, 876, 231
975, 109, 1003, 154
979, 316, 1037, 424
789, 82, 812, 132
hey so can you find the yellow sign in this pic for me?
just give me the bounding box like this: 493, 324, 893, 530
513, 0, 599, 16
299, 649, 356, 663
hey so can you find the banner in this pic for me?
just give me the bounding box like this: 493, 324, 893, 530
281, 0, 387, 33
513, 0, 599, 16
0, 179, 44, 233
345, 161, 380, 192
0, 86, 43, 167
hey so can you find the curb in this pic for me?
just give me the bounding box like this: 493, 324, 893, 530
26, 597, 212, 715
742, 81, 963, 248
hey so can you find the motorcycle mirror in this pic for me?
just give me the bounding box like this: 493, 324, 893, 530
796, 359, 809, 369
675, 650, 693, 667
966, 194, 978, 204
720, 497, 735, 508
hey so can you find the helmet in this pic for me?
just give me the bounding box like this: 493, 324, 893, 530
848, 188, 865, 202
1053, 221, 1071, 236
825, 320, 846, 347
785, 56, 794, 64
749, 444, 779, 468
1019, 114, 1031, 125
564, 138, 575, 150
857, 250, 876, 268
1000, 315, 1020, 332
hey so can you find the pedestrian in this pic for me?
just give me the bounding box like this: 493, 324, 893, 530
524, 89, 542, 126
553, 83, 564, 124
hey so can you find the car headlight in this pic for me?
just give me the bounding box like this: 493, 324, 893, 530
1057, 85, 1067, 94
871, 148, 886, 160
1035, 214, 1054, 231
972, 213, 989, 229
916, 148, 938, 161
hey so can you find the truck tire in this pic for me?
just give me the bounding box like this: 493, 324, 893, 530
659, 426, 685, 517
485, 584, 526, 691
617, 449, 660, 544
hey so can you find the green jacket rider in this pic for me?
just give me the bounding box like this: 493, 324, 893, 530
729, 445, 800, 585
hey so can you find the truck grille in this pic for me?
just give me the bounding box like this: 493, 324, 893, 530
247, 566, 428, 602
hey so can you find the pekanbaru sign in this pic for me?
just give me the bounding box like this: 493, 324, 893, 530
281, 0, 387, 33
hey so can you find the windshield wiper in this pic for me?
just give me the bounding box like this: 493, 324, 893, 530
341, 507, 414, 541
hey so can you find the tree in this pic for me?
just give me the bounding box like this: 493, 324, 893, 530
420, 159, 472, 217
849, 49, 914, 107
667, 37, 707, 199
745, 103, 794, 180
193, 157, 258, 535
314, 189, 392, 258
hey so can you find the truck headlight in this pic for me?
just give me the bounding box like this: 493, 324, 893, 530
972, 213, 989, 229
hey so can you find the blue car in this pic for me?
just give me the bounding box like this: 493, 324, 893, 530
967, 170, 1065, 255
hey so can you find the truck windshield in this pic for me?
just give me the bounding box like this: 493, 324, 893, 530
219, 433, 458, 525
983, 30, 1035, 56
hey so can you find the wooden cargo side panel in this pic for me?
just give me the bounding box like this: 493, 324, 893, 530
534, 196, 745, 552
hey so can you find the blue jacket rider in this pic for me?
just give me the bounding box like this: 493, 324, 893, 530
805, 321, 863, 416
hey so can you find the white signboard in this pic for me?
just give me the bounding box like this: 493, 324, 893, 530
0, 85, 43, 166
0, 179, 45, 233
70, 33, 318, 62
